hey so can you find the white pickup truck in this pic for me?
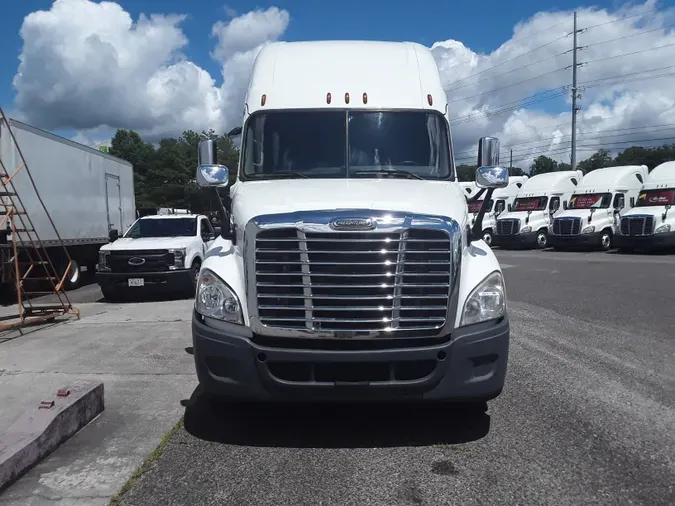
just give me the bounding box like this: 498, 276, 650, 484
96, 213, 216, 301
190, 40, 510, 407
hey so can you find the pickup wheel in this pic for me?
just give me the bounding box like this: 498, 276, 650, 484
188, 260, 202, 297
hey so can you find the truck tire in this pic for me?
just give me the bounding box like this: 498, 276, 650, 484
600, 229, 612, 251
482, 230, 493, 247
536, 229, 548, 249
102, 288, 125, 303
61, 259, 82, 291
187, 260, 202, 297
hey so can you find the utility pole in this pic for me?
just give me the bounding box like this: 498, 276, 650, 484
510, 149, 513, 173
571, 11, 582, 170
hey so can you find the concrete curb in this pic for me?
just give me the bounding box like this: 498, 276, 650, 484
0, 379, 104, 492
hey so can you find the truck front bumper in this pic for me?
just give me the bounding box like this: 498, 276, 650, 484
495, 232, 538, 248
96, 269, 193, 293
614, 232, 675, 250
549, 232, 604, 249
192, 313, 509, 403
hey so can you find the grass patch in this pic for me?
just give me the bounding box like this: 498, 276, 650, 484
109, 417, 185, 506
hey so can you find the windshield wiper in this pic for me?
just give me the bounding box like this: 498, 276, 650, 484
248, 172, 308, 179
351, 170, 424, 180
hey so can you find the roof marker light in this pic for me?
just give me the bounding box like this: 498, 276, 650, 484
345, 92, 350, 104
326, 92, 332, 104
261, 94, 267, 106
362, 92, 368, 104
427, 94, 433, 106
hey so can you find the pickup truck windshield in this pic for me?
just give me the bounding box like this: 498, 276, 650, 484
513, 196, 548, 211
241, 110, 451, 180
124, 218, 197, 238
636, 189, 675, 206
569, 193, 611, 209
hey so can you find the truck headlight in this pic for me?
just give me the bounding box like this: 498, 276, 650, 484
460, 271, 506, 327
97, 251, 110, 272
169, 248, 186, 269
195, 269, 243, 324
655, 224, 671, 234
581, 226, 595, 234
521, 225, 532, 233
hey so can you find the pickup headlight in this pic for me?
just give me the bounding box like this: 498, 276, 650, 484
97, 251, 110, 272
460, 271, 506, 327
581, 226, 595, 234
521, 225, 532, 233
655, 224, 671, 234
195, 268, 243, 324
169, 248, 186, 269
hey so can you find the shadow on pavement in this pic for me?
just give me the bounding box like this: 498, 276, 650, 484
182, 386, 491, 448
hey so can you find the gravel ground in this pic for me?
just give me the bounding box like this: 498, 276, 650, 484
115, 249, 675, 506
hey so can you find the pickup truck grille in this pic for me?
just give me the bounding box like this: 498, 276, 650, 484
620, 216, 654, 236
496, 219, 520, 236
253, 228, 452, 334
107, 249, 174, 273
552, 217, 581, 236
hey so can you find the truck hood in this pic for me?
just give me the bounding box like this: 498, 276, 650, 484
554, 209, 611, 220
496, 210, 546, 222
623, 206, 670, 218
231, 179, 467, 225
101, 236, 196, 251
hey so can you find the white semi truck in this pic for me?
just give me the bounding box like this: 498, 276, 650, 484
615, 161, 675, 251
495, 170, 583, 249
468, 175, 528, 246
190, 40, 511, 406
0, 117, 135, 291
549, 165, 648, 251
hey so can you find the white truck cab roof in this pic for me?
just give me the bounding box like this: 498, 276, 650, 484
574, 165, 648, 193
643, 161, 675, 189
245, 40, 447, 116
518, 170, 583, 197
492, 175, 528, 199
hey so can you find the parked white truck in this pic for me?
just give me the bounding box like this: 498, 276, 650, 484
549, 165, 648, 251
96, 213, 216, 301
615, 161, 675, 251
495, 170, 583, 249
468, 175, 528, 246
0, 117, 135, 291
189, 40, 511, 406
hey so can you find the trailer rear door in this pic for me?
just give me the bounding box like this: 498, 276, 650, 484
105, 173, 122, 232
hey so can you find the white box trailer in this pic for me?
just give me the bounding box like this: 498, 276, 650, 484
0, 118, 135, 290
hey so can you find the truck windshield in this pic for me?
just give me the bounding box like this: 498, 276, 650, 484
569, 193, 611, 209
241, 110, 451, 180
124, 218, 197, 238
513, 196, 548, 211
636, 189, 675, 206
467, 199, 493, 213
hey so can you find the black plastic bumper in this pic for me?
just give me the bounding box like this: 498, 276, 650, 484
549, 232, 603, 248
192, 313, 509, 403
495, 232, 538, 248
614, 232, 675, 250
96, 269, 193, 292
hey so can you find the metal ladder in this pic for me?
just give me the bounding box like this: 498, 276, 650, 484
0, 107, 79, 330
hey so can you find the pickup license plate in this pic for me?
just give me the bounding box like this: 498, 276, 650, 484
128, 278, 144, 287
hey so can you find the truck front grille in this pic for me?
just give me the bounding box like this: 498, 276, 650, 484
253, 228, 452, 334
107, 249, 173, 273
553, 217, 581, 236
620, 216, 655, 236
496, 219, 520, 236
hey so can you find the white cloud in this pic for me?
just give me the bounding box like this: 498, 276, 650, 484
11, 0, 675, 168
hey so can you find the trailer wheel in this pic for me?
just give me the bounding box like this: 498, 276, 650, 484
61, 259, 82, 291
600, 229, 612, 251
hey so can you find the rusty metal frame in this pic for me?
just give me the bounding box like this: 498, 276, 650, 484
0, 107, 80, 330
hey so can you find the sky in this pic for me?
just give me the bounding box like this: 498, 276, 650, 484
2, 0, 675, 168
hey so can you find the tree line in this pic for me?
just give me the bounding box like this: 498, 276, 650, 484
457, 144, 675, 181
108, 128, 239, 213
108, 128, 675, 209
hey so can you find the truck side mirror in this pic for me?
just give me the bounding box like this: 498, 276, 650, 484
109, 229, 119, 242
196, 139, 235, 244
227, 126, 242, 138
472, 137, 508, 243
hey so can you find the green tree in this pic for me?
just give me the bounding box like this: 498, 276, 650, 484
529, 155, 559, 176
577, 148, 612, 174
456, 164, 477, 181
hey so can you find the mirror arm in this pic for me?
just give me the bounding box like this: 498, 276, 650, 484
469, 187, 487, 202
213, 187, 235, 245
471, 188, 495, 241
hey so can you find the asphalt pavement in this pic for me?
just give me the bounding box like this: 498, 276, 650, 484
111, 248, 675, 506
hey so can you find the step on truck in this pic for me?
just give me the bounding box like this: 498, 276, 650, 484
468, 175, 528, 247
495, 170, 583, 249
96, 213, 216, 301
190, 40, 511, 405
549, 165, 648, 251
615, 161, 675, 251
0, 118, 135, 292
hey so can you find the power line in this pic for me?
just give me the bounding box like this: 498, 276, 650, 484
583, 22, 675, 48
581, 41, 675, 65
579, 6, 661, 31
